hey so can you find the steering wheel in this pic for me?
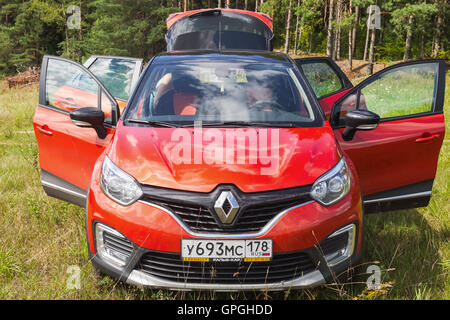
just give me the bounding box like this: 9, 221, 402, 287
248, 100, 284, 113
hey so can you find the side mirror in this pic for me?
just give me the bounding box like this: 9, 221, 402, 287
70, 107, 107, 139
342, 110, 380, 141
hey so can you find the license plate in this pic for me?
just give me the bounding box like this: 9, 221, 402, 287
181, 239, 272, 262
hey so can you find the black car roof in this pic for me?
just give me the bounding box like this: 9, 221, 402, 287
152, 50, 293, 65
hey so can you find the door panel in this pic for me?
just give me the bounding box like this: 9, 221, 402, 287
294, 57, 353, 118
331, 60, 446, 213
34, 56, 119, 207
83, 55, 143, 112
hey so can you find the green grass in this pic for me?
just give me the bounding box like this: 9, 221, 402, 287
0, 73, 448, 300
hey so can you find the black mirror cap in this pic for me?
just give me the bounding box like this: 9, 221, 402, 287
345, 110, 380, 129
70, 107, 107, 139
342, 110, 380, 141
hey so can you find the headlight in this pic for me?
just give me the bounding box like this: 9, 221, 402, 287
310, 158, 351, 206
100, 156, 143, 206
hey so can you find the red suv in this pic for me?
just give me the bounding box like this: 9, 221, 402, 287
33, 51, 446, 290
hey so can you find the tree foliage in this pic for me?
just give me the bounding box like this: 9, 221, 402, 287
0, 0, 448, 76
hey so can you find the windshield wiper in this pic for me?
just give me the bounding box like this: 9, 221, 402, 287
126, 119, 179, 128
182, 121, 294, 128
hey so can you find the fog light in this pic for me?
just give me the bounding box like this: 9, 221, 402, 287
323, 224, 356, 267
95, 223, 134, 269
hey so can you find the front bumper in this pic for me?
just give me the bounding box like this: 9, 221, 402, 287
126, 269, 326, 291
86, 156, 363, 291
88, 218, 361, 291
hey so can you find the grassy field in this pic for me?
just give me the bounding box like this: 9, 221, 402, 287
0, 71, 448, 300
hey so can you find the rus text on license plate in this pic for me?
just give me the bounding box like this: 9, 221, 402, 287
181, 239, 272, 262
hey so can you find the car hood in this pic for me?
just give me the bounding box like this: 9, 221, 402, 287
107, 121, 339, 193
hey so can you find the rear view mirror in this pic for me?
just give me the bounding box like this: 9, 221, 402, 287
342, 110, 380, 141
70, 107, 107, 139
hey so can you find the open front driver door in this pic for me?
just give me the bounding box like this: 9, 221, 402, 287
33, 55, 139, 207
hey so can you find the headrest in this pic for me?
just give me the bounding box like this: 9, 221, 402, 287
172, 74, 201, 93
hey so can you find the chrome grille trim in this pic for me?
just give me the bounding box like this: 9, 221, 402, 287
138, 200, 315, 238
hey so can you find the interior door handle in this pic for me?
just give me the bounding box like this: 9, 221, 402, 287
37, 125, 53, 136
415, 133, 439, 143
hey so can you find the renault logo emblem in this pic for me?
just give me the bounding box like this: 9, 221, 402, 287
214, 191, 240, 224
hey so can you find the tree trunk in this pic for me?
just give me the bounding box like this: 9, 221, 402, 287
298, 17, 304, 53
421, 33, 425, 58
79, 1, 83, 43
403, 14, 414, 60
244, 0, 248, 10
218, 0, 221, 8
226, 0, 230, 8
236, 0, 239, 8
294, 0, 301, 56
255, 0, 258, 11
378, 20, 384, 44
308, 32, 312, 53
363, 7, 372, 61
367, 28, 376, 75
348, 28, 353, 70
284, 0, 293, 54
184, 0, 187, 11
326, 0, 334, 58
334, 0, 342, 60
348, 2, 353, 70
431, 0, 444, 57
352, 5, 359, 56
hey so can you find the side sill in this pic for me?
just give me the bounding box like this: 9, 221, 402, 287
41, 169, 87, 208
363, 180, 433, 214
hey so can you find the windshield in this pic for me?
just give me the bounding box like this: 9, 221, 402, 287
125, 61, 321, 127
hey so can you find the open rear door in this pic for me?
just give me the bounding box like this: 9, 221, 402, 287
295, 57, 353, 119
166, 9, 273, 51
83, 55, 143, 112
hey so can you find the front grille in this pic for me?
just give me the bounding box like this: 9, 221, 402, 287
149, 197, 310, 234
234, 199, 308, 233
137, 250, 317, 284
140, 184, 312, 235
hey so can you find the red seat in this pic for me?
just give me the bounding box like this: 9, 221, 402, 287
173, 93, 197, 115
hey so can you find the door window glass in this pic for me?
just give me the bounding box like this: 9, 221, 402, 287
359, 63, 438, 119
88, 58, 137, 101
45, 59, 99, 112
300, 62, 343, 98
101, 90, 115, 125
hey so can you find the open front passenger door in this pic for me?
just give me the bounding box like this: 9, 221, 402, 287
329, 60, 446, 213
